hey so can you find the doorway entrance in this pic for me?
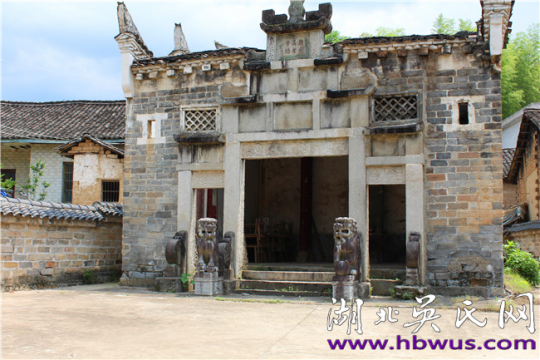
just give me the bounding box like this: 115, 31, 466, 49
368, 185, 406, 267
243, 156, 348, 264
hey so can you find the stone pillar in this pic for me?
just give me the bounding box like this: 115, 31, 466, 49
405, 163, 425, 285
177, 171, 195, 275
349, 131, 368, 282
223, 140, 244, 278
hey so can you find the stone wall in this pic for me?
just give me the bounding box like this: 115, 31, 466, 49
122, 64, 247, 286
505, 227, 540, 259
423, 61, 504, 296
1, 214, 122, 289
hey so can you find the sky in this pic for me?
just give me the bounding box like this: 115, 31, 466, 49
1, 0, 539, 102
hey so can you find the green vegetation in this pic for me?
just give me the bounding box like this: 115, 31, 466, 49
215, 297, 287, 304
431, 14, 476, 34
504, 268, 533, 294
501, 24, 540, 118
503, 240, 540, 286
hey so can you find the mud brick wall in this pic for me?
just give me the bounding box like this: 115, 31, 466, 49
505, 229, 540, 259
1, 215, 122, 289
516, 132, 539, 220
122, 64, 247, 286
424, 64, 504, 296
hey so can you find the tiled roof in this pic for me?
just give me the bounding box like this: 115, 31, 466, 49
132, 48, 251, 67
0, 100, 126, 141
0, 197, 123, 221
92, 201, 123, 217
502, 148, 515, 180
505, 219, 540, 233
54, 133, 124, 158
339, 32, 476, 46
507, 109, 540, 182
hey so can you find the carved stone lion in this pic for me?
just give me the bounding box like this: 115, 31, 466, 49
333, 217, 359, 277
196, 218, 219, 273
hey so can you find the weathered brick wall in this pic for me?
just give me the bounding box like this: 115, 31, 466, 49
503, 181, 518, 209
423, 57, 504, 295
1, 215, 122, 289
505, 229, 540, 259
122, 64, 247, 285
516, 133, 539, 220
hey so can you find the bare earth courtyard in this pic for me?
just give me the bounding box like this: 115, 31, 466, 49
1, 284, 539, 359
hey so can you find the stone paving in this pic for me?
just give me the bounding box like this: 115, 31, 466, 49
2, 284, 539, 359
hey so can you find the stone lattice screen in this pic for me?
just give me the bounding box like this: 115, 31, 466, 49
373, 95, 418, 122
184, 109, 217, 131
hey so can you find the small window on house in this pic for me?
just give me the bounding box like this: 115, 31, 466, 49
148, 119, 156, 139
1, 169, 16, 198
62, 163, 73, 203
102, 180, 120, 202
184, 109, 217, 131
459, 103, 469, 125
373, 95, 418, 122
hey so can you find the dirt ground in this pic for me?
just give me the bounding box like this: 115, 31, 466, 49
2, 284, 539, 359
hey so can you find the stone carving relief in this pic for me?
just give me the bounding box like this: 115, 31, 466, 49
196, 218, 219, 273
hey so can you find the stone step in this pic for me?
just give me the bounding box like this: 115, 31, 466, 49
246, 264, 333, 272
370, 279, 403, 297
243, 270, 334, 282
370, 268, 406, 281
240, 279, 332, 294
234, 289, 329, 297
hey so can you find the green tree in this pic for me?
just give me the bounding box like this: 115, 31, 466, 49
359, 27, 405, 38
0, 165, 16, 195
324, 30, 350, 43
458, 19, 476, 32
20, 159, 51, 201
432, 14, 456, 34
502, 24, 540, 118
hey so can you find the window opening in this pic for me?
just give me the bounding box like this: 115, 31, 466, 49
102, 180, 120, 202
62, 163, 73, 203
459, 103, 469, 125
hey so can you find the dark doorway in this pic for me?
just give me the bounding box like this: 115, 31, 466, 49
244, 156, 348, 263
368, 185, 406, 266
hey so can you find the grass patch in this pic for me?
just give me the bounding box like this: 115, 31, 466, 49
215, 296, 288, 304
504, 268, 533, 294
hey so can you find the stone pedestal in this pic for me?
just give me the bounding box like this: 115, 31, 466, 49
194, 272, 223, 296
394, 285, 429, 299
356, 282, 371, 299
332, 275, 357, 301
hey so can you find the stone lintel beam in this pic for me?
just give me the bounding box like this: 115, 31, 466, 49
221, 95, 260, 105
314, 56, 343, 66
327, 85, 375, 99
364, 122, 423, 135
243, 61, 271, 71
174, 132, 225, 145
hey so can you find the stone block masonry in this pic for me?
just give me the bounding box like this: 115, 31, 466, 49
1, 214, 122, 289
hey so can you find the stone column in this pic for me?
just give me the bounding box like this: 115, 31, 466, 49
223, 140, 244, 278
177, 171, 194, 275
405, 163, 425, 285
349, 130, 368, 282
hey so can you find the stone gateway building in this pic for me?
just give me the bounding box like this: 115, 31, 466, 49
115, 0, 513, 297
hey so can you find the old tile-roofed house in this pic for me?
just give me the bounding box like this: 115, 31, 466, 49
54, 134, 125, 205
503, 109, 540, 258
115, 0, 513, 297
1, 100, 125, 203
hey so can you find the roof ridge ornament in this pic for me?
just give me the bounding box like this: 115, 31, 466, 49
260, 1, 332, 34
288, 0, 305, 24
170, 23, 190, 56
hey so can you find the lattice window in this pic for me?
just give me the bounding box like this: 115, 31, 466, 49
102, 180, 120, 203
184, 109, 217, 131
373, 95, 418, 122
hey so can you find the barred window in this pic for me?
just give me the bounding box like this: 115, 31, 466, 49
184, 109, 217, 131
102, 180, 120, 203
373, 95, 418, 122
62, 163, 73, 203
